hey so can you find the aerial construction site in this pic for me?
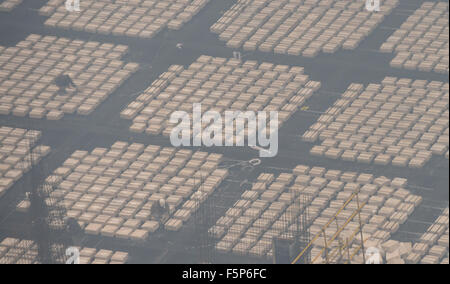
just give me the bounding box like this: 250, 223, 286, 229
0, 0, 448, 266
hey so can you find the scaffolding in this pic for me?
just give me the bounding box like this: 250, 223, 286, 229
272, 191, 311, 264
194, 167, 312, 264
19, 130, 71, 264
192, 173, 232, 264
291, 190, 368, 264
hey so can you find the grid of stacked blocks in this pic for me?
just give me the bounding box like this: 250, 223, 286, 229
0, 126, 51, 199
121, 55, 321, 137
33, 142, 229, 241
302, 77, 449, 168
0, 34, 138, 120
211, 164, 422, 263
380, 2, 449, 74
0, 237, 129, 264
40, 0, 211, 39
211, 0, 398, 57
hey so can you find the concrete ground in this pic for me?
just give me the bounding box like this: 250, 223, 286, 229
0, 0, 448, 263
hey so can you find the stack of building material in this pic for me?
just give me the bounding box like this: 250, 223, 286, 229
0, 126, 51, 199
0, 34, 138, 120
211, 0, 399, 57
76, 247, 129, 264
0, 237, 129, 264
302, 77, 449, 168
372, 240, 413, 264
212, 164, 420, 262
412, 207, 448, 264
364, 207, 449, 264
380, 2, 449, 74
39, 0, 211, 39
0, 0, 22, 12
20, 142, 228, 240
121, 55, 321, 138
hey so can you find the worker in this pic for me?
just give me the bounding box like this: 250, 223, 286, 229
54, 74, 77, 95
151, 199, 170, 224
67, 217, 82, 235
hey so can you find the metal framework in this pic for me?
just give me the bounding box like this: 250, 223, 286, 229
193, 164, 312, 264
21, 130, 71, 264
291, 191, 368, 264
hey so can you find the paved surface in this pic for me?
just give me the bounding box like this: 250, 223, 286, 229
0, 0, 448, 263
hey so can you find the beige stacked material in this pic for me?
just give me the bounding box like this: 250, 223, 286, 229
121, 55, 321, 136
0, 126, 51, 199
213, 164, 421, 261
304, 171, 420, 264
0, 34, 138, 120
0, 237, 129, 264
411, 207, 449, 264
371, 207, 449, 264
0, 238, 48, 264
380, 2, 449, 74
0, 0, 22, 12
213, 171, 307, 258
31, 142, 228, 240
210, 0, 398, 57
72, 246, 129, 264
40, 0, 210, 39
302, 77, 449, 168
363, 240, 413, 264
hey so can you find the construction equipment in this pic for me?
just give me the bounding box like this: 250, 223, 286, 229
22, 130, 71, 264
291, 191, 367, 264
